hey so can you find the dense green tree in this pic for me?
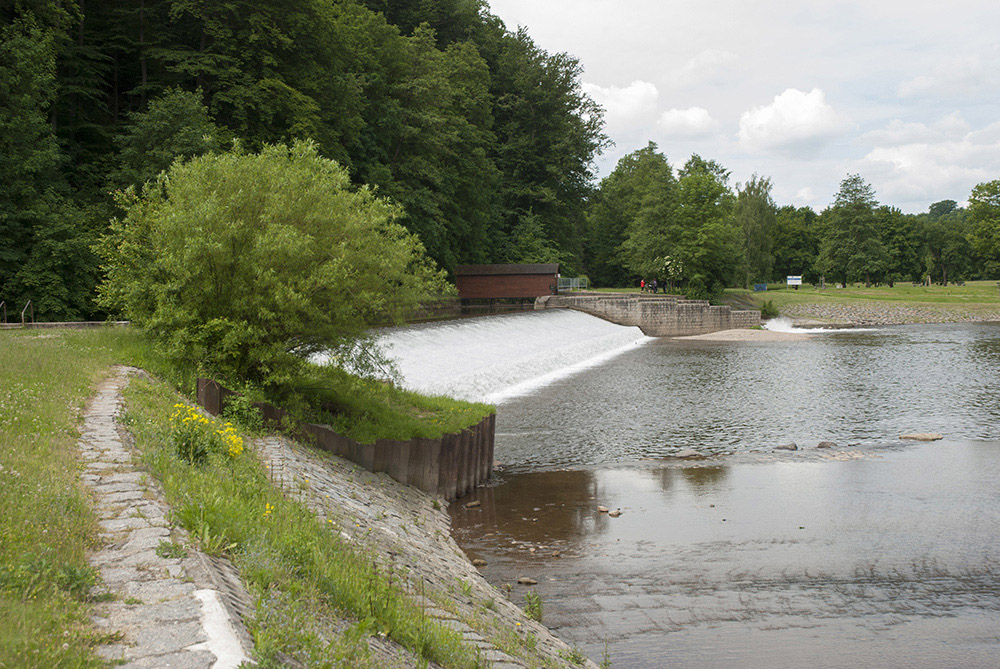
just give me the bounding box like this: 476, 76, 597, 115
772, 206, 819, 283
0, 12, 99, 320
735, 175, 776, 287
968, 180, 1000, 277
879, 206, 922, 285
112, 87, 224, 188
98, 141, 447, 386
919, 200, 970, 285
818, 174, 885, 286
585, 142, 674, 286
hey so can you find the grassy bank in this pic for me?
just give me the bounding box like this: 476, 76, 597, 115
727, 280, 1000, 309
725, 280, 1000, 323
123, 376, 479, 667
0, 326, 494, 666
0, 331, 118, 666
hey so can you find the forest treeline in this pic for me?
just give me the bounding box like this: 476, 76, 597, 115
1, 0, 606, 320
585, 143, 1000, 298
5, 1, 1000, 319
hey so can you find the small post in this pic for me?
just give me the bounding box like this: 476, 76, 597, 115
0, 301, 5, 324
21, 300, 32, 325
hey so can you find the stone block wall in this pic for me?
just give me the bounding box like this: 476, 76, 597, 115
196, 379, 494, 501
536, 294, 760, 336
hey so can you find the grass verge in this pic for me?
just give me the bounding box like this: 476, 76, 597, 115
0, 326, 493, 666
122, 374, 482, 667
0, 331, 118, 667
726, 279, 1000, 312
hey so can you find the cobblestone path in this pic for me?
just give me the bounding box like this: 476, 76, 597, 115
79, 367, 253, 668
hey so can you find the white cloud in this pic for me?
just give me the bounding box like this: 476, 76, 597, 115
581, 80, 659, 129
859, 120, 1000, 204
898, 51, 1000, 98
861, 112, 970, 146
658, 107, 718, 137
795, 187, 815, 203
669, 49, 738, 86
737, 88, 847, 156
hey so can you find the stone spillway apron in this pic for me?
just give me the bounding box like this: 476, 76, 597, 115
78, 367, 253, 668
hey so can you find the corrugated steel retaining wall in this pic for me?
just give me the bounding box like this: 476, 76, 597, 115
196, 378, 494, 501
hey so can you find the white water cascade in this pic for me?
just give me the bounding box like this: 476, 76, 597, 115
375, 310, 651, 404
763, 316, 873, 334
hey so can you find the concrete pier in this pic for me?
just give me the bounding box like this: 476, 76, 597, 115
536, 293, 760, 336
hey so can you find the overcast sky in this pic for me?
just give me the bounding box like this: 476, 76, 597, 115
486, 0, 1000, 213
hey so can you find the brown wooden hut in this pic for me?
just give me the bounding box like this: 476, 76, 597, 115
454, 263, 559, 301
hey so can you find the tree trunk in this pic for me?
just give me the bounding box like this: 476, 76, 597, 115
942, 264, 948, 287
865, 271, 870, 288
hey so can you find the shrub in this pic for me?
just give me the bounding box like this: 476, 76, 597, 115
98, 140, 449, 389
169, 404, 243, 464
760, 299, 780, 320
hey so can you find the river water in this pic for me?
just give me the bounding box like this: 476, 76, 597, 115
378, 313, 1000, 667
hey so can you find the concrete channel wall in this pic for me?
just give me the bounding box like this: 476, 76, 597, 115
536, 294, 761, 336
196, 379, 494, 501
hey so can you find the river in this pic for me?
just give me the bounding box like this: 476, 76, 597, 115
378, 312, 1000, 667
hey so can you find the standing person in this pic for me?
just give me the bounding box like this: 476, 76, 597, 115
640, 278, 645, 292
651, 279, 658, 293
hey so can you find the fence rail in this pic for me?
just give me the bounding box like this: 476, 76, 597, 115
557, 276, 589, 291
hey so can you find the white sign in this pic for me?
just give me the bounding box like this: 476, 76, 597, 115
787, 276, 802, 286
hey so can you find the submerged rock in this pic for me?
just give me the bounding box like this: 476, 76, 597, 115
472, 558, 487, 567
517, 577, 537, 585
899, 433, 943, 441
597, 505, 609, 513
608, 509, 621, 518
465, 500, 481, 509
775, 443, 798, 451
673, 448, 705, 459
816, 441, 837, 449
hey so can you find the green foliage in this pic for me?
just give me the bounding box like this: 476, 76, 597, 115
282, 363, 493, 444
818, 174, 887, 286
97, 141, 448, 388
113, 87, 224, 189
759, 299, 780, 320
968, 180, 1000, 276
736, 175, 777, 287
523, 590, 543, 622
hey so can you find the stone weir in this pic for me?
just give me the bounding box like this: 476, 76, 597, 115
196, 379, 494, 501
536, 293, 760, 336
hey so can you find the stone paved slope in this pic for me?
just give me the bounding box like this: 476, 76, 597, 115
79, 367, 253, 668
256, 435, 597, 669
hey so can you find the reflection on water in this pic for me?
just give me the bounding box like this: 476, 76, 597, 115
378, 318, 1000, 666
496, 323, 1000, 471
452, 443, 1000, 668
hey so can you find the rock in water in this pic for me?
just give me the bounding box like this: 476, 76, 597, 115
899, 433, 943, 441
816, 441, 836, 449
597, 506, 609, 513
472, 558, 487, 567
673, 449, 705, 459
465, 500, 481, 508
608, 509, 621, 517
517, 577, 537, 585
775, 443, 798, 451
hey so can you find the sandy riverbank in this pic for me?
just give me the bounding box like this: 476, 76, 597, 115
673, 328, 812, 341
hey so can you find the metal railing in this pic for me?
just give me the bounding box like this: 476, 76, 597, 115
21, 300, 32, 325
557, 277, 589, 291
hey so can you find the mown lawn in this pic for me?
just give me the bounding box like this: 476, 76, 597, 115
0, 330, 118, 667
727, 279, 1000, 311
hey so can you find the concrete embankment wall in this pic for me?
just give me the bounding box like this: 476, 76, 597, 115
196, 379, 493, 501
537, 294, 760, 336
